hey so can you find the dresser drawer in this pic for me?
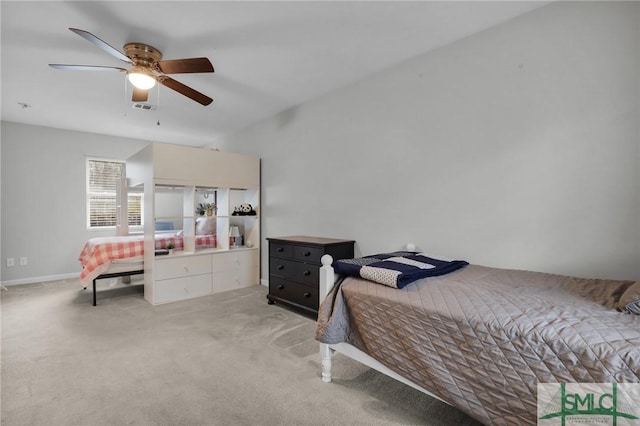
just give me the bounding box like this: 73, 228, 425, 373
267, 236, 355, 315
212, 249, 258, 272
269, 243, 293, 259
212, 266, 258, 293
268, 277, 319, 312
269, 257, 294, 278
153, 274, 212, 304
155, 255, 212, 280
269, 258, 318, 285
292, 245, 324, 264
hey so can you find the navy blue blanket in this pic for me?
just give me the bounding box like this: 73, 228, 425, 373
333, 251, 468, 289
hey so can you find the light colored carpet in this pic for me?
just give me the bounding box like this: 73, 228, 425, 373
1, 278, 482, 426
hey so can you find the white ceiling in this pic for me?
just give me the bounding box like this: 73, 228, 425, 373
1, 1, 548, 147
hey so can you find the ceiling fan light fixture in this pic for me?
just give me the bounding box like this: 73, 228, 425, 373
127, 67, 156, 90
51, 29, 214, 105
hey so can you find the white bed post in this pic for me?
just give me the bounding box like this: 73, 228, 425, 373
315, 243, 452, 404
319, 254, 335, 383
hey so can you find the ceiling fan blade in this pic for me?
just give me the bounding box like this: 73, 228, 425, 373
69, 28, 131, 63
157, 58, 214, 74
49, 64, 126, 72
159, 76, 213, 106
132, 87, 149, 102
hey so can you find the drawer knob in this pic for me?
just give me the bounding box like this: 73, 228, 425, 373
277, 247, 284, 252
304, 251, 311, 256
277, 284, 285, 290
303, 292, 311, 298
303, 270, 311, 276
183, 266, 189, 272
277, 265, 285, 270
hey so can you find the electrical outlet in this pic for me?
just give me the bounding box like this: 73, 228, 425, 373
20, 257, 28, 266
6, 258, 15, 267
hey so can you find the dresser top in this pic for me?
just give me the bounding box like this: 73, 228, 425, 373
267, 236, 355, 246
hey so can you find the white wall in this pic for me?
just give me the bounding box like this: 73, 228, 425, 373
213, 1, 640, 281
1, 122, 149, 284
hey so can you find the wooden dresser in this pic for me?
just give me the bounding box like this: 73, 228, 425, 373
266, 236, 355, 315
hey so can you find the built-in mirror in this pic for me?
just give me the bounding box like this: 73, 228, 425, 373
154, 185, 184, 232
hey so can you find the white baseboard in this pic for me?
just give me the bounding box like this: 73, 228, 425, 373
1, 272, 80, 286
260, 278, 268, 287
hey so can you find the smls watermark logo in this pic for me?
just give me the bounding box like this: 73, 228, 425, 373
538, 383, 640, 425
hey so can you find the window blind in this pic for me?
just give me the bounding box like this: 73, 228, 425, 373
127, 194, 142, 226
87, 159, 142, 227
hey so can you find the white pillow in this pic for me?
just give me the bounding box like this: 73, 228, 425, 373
195, 217, 216, 235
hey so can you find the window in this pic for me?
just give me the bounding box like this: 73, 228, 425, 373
87, 159, 142, 228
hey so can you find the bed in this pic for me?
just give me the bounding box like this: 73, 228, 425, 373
78, 231, 216, 305
315, 248, 640, 425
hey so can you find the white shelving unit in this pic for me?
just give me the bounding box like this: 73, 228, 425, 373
127, 143, 260, 305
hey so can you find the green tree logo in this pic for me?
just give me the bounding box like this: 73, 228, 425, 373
539, 383, 640, 426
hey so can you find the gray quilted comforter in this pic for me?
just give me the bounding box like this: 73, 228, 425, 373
316, 265, 640, 425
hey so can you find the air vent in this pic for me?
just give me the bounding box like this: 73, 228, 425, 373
132, 103, 157, 111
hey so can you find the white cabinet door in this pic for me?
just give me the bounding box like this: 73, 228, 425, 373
153, 254, 213, 304
154, 274, 213, 304
155, 254, 212, 280
212, 250, 259, 293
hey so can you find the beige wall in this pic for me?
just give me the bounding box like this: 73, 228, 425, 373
213, 1, 640, 281
0, 122, 149, 283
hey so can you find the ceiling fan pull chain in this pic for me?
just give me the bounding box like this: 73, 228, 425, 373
156, 83, 161, 126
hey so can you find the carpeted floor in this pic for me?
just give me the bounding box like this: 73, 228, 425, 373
1, 278, 482, 425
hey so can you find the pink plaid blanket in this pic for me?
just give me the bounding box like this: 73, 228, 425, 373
79, 234, 216, 283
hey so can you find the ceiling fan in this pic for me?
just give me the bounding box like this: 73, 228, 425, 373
49, 28, 214, 106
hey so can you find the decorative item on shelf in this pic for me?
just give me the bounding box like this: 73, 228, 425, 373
246, 240, 254, 248
166, 242, 175, 254
196, 202, 217, 216
229, 226, 242, 247
231, 203, 256, 216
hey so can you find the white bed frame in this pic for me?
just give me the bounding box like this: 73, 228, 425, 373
318, 247, 450, 406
